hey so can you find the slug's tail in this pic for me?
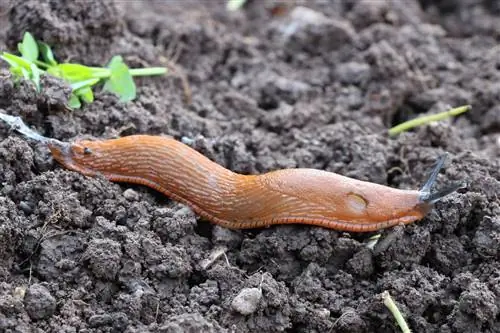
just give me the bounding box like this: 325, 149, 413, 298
419, 153, 466, 203
0, 112, 68, 149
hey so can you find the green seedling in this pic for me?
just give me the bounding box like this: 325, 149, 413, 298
1, 32, 167, 109
389, 105, 471, 136
365, 234, 381, 250
382, 291, 412, 333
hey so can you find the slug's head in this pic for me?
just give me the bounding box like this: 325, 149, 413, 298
48, 139, 107, 177
371, 153, 465, 228
330, 153, 464, 230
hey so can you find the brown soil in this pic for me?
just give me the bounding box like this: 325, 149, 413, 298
0, 1, 499, 332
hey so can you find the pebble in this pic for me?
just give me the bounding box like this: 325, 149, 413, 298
231, 287, 262, 315
123, 188, 139, 201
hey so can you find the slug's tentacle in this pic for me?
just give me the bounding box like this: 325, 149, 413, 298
419, 153, 465, 203
419, 153, 448, 198
424, 181, 467, 204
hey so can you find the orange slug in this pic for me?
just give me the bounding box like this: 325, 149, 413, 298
0, 114, 463, 232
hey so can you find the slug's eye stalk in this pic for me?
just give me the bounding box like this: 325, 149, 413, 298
419, 153, 466, 204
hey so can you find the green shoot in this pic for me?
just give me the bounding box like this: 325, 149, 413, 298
227, 0, 247, 11
18, 32, 38, 62
1, 32, 168, 109
382, 291, 412, 333
37, 42, 56, 66
365, 234, 381, 250
389, 105, 471, 136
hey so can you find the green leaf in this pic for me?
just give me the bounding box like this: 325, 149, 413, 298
1, 52, 33, 70
103, 56, 136, 102
49, 63, 95, 82
68, 94, 81, 109
30, 63, 41, 91
75, 86, 94, 103
1, 55, 21, 70
17, 32, 39, 62
10, 66, 23, 77
37, 42, 57, 66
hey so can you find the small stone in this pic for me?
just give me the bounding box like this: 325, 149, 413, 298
123, 189, 139, 201
281, 6, 356, 53
335, 62, 371, 85
231, 287, 262, 315
19, 201, 33, 214
24, 284, 56, 320
289, 6, 330, 25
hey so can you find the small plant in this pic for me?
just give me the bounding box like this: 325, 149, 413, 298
389, 105, 470, 136
1, 32, 167, 109
382, 291, 412, 333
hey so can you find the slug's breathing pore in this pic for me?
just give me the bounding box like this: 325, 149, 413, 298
0, 114, 464, 232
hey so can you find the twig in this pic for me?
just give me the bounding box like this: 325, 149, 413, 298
198, 246, 228, 270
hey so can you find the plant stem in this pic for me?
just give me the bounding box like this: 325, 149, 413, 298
129, 67, 167, 76
382, 291, 411, 333
388, 105, 471, 136
88, 67, 167, 78
33, 60, 50, 69
91, 71, 111, 79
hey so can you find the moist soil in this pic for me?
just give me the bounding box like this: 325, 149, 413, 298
0, 1, 499, 332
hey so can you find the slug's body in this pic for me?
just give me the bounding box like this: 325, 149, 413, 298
48, 135, 435, 232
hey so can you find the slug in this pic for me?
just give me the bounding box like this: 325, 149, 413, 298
0, 114, 464, 232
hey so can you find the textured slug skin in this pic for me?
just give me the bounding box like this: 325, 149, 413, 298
48, 135, 430, 232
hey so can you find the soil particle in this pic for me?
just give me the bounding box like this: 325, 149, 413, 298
346, 248, 374, 278
473, 215, 500, 259
83, 238, 122, 280
335, 61, 372, 86
277, 6, 356, 54
159, 312, 224, 333
458, 281, 498, 323
88, 311, 128, 331
36, 234, 86, 281
7, 0, 124, 65
24, 283, 57, 320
